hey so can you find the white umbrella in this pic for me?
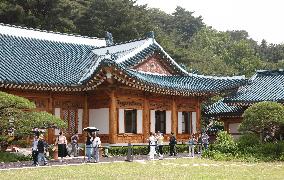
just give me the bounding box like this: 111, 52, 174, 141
83, 127, 99, 132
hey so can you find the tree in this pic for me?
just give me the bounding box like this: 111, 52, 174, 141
240, 101, 284, 142
75, 0, 154, 42
0, 91, 66, 150
0, 0, 77, 33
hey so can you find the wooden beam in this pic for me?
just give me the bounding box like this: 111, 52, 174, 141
171, 97, 177, 135
109, 89, 117, 144
143, 95, 150, 142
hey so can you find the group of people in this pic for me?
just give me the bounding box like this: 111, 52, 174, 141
31, 130, 209, 165
31, 134, 49, 166
188, 132, 210, 157
148, 131, 177, 160
147, 131, 210, 160
31, 131, 80, 166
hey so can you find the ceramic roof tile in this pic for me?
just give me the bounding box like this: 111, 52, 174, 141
0, 23, 248, 94
205, 99, 245, 117
224, 70, 284, 104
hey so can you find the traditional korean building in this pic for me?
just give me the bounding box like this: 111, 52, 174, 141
206, 70, 284, 138
0, 23, 247, 144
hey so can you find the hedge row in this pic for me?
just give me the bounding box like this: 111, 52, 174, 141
107, 144, 189, 156
0, 152, 31, 162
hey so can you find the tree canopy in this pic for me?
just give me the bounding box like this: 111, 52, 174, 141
240, 101, 284, 142
0, 91, 66, 136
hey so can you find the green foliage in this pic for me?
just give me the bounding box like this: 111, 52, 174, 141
0, 91, 35, 109
240, 101, 284, 141
237, 133, 260, 149
0, 152, 31, 162
14, 111, 66, 135
107, 144, 188, 156
0, 91, 66, 150
11, 139, 30, 148
213, 131, 237, 154
75, 0, 153, 43
0, 0, 77, 32
203, 131, 284, 162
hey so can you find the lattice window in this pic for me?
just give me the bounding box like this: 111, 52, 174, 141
69, 110, 76, 134
62, 109, 77, 135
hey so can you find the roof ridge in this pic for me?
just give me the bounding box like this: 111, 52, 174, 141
256, 69, 284, 76
0, 31, 97, 47
91, 37, 149, 50
0, 23, 103, 40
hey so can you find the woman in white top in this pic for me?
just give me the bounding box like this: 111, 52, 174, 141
148, 132, 156, 160
92, 132, 101, 163
55, 131, 67, 162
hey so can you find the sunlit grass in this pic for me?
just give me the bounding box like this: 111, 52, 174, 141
0, 158, 283, 180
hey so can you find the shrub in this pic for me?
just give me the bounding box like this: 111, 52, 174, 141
213, 131, 237, 154
11, 139, 31, 148
108, 144, 190, 156
237, 133, 260, 150
0, 152, 31, 162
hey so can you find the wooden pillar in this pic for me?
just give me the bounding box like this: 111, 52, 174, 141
171, 97, 177, 135
223, 120, 229, 133
47, 93, 54, 144
196, 97, 201, 133
143, 96, 150, 142
109, 90, 117, 144
83, 95, 89, 130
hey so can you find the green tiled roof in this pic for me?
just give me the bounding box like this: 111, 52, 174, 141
205, 99, 246, 117
0, 23, 248, 95
224, 70, 284, 105
206, 70, 284, 117
123, 69, 247, 94
0, 33, 98, 86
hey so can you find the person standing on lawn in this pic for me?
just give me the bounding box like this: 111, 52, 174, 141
55, 131, 68, 162
31, 135, 39, 166
70, 130, 79, 157
197, 133, 203, 154
202, 132, 210, 150
156, 131, 164, 159
169, 132, 177, 156
188, 134, 196, 157
37, 135, 48, 166
92, 132, 101, 163
148, 132, 156, 160
85, 132, 93, 162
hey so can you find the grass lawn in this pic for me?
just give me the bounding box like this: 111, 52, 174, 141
0, 158, 283, 180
